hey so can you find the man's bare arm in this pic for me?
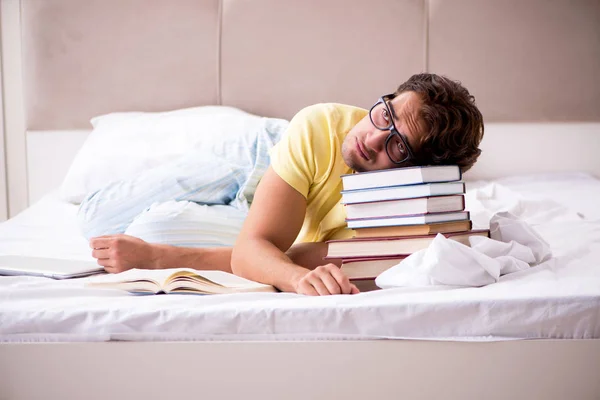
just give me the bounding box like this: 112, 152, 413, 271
90, 233, 338, 275
231, 167, 307, 292
89, 234, 233, 273
231, 167, 356, 295
285, 242, 342, 270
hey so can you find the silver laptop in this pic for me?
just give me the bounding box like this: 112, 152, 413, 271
0, 255, 105, 279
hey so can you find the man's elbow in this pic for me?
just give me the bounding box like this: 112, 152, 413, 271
230, 242, 248, 277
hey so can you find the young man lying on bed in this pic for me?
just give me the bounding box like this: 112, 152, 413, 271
81, 73, 484, 296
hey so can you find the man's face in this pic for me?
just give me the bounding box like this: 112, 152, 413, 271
342, 91, 424, 172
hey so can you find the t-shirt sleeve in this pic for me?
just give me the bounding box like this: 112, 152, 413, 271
269, 104, 332, 198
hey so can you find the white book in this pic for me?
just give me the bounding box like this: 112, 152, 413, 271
346, 211, 470, 229
344, 195, 465, 220
341, 182, 465, 204
341, 165, 461, 191
0, 255, 104, 279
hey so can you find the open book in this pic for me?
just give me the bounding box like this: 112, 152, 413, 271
87, 268, 277, 295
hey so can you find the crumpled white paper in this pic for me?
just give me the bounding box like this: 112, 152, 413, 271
375, 211, 552, 289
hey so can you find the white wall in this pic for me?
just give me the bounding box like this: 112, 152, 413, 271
0, 1, 8, 221
26, 130, 90, 205
1, 0, 28, 219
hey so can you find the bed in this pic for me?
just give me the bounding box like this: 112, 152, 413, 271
1, 0, 600, 399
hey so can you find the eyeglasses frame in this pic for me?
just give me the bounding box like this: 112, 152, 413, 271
368, 94, 415, 165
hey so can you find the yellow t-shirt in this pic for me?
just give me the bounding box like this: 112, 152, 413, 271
269, 103, 368, 243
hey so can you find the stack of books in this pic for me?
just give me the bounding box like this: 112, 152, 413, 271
326, 165, 489, 289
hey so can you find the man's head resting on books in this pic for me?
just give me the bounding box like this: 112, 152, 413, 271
342, 73, 484, 173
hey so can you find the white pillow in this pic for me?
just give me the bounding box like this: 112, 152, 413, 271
60, 106, 289, 203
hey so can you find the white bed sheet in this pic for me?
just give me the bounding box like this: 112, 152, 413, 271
1, 172, 600, 342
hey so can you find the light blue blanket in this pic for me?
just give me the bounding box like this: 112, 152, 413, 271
78, 118, 288, 245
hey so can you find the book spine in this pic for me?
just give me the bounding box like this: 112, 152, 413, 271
325, 253, 410, 260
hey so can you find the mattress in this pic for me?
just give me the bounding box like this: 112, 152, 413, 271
1, 172, 600, 342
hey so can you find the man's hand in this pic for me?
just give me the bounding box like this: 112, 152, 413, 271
89, 234, 159, 273
294, 264, 360, 296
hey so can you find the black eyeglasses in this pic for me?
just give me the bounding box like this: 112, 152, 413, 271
369, 94, 415, 165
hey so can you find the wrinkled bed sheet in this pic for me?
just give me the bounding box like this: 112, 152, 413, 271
0, 172, 599, 342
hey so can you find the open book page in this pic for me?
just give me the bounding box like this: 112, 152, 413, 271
164, 270, 276, 293
86, 268, 175, 293
88, 268, 178, 285
87, 268, 276, 294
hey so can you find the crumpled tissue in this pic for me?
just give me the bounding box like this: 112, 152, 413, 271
375, 211, 552, 288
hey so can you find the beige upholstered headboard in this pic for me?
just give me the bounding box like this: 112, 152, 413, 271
2, 0, 600, 217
